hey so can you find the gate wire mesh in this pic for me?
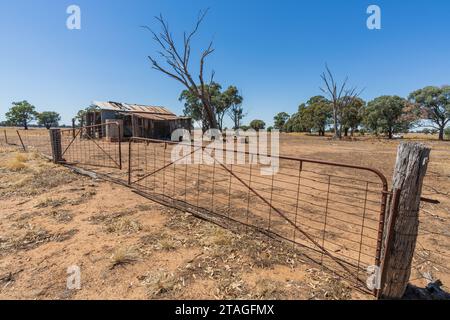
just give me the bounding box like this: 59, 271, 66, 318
15, 129, 52, 156
59, 123, 122, 169
128, 137, 388, 293
2, 125, 122, 170
2, 128, 25, 149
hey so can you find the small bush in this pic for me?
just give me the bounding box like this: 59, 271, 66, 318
110, 247, 139, 269
445, 127, 450, 140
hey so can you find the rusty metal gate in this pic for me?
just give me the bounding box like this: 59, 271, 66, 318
127, 137, 389, 294
58, 123, 122, 169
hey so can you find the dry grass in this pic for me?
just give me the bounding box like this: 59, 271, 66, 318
48, 210, 74, 223
306, 268, 353, 300
250, 278, 308, 300
140, 269, 183, 298
0, 226, 78, 254
35, 197, 68, 209
140, 232, 183, 252
109, 246, 139, 269
0, 151, 77, 198
214, 276, 249, 299
104, 217, 142, 234
157, 238, 179, 251
89, 209, 143, 234
1, 152, 28, 171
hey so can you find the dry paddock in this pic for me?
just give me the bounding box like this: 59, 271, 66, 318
0, 129, 449, 299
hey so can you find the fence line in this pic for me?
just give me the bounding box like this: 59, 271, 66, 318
4, 126, 447, 297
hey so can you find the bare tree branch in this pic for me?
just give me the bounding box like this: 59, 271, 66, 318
143, 9, 218, 130
320, 64, 361, 139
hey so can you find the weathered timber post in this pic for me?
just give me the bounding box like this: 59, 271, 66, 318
72, 118, 76, 139
379, 142, 431, 299
16, 130, 26, 151
49, 128, 63, 163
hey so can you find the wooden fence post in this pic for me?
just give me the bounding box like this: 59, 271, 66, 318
379, 142, 431, 299
49, 129, 63, 163
16, 130, 26, 151
72, 118, 76, 139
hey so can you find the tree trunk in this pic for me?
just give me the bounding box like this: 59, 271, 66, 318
344, 128, 349, 137
388, 129, 393, 139
379, 142, 430, 299
24, 121, 28, 130
218, 114, 224, 132
333, 109, 340, 139
438, 126, 444, 141
201, 100, 218, 130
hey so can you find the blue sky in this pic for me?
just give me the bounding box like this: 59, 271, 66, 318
0, 0, 449, 127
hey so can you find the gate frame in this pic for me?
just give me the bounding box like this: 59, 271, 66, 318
127, 137, 390, 294
50, 123, 122, 170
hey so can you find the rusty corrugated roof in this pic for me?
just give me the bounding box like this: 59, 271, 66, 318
131, 112, 191, 121
92, 101, 176, 115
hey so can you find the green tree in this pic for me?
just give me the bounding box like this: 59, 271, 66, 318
408, 86, 450, 141
180, 83, 222, 132
5, 101, 37, 130
37, 111, 61, 129
180, 83, 244, 131
180, 87, 205, 130
75, 105, 99, 126
273, 112, 290, 131
249, 119, 266, 131
284, 96, 332, 136
284, 104, 309, 133
363, 96, 411, 139
305, 96, 332, 136
341, 97, 365, 136
223, 86, 244, 129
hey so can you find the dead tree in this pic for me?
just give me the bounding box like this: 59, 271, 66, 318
320, 65, 361, 139
144, 9, 218, 130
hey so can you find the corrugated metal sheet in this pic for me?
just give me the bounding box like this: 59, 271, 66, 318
132, 112, 190, 121
92, 101, 175, 115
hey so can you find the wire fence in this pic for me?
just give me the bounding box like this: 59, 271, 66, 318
58, 123, 122, 169
2, 126, 448, 296
127, 137, 389, 292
